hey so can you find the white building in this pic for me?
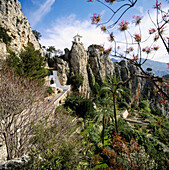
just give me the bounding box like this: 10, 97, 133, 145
73, 34, 82, 43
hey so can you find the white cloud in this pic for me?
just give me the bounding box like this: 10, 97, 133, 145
30, 0, 55, 27
40, 14, 112, 51
40, 8, 169, 63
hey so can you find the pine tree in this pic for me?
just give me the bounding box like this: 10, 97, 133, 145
20, 45, 49, 84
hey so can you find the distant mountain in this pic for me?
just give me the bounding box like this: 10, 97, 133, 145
111, 57, 169, 77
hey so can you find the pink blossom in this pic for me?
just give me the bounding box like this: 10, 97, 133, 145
100, 26, 107, 32
91, 13, 101, 24
125, 47, 134, 54
105, 0, 116, 3
149, 28, 156, 34
152, 45, 159, 51
134, 34, 141, 42
119, 20, 129, 31
153, 0, 161, 9
132, 15, 142, 25
142, 46, 151, 54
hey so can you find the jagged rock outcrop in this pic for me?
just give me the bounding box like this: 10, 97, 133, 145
0, 0, 41, 59
56, 43, 144, 102
88, 45, 115, 82
56, 42, 90, 96
55, 42, 168, 116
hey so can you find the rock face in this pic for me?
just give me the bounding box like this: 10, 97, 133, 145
0, 0, 41, 59
88, 45, 115, 82
56, 42, 90, 96
56, 43, 142, 101
55, 42, 168, 116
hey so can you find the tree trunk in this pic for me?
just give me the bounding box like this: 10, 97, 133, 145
113, 95, 118, 133
3, 132, 12, 160
101, 116, 105, 146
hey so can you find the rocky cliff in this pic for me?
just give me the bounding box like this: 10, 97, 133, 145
56, 43, 145, 102
0, 0, 41, 59
55, 42, 168, 116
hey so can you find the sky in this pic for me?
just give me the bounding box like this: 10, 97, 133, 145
18, 0, 169, 63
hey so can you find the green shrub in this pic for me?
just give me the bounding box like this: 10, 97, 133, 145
134, 124, 142, 130
6, 45, 49, 84
139, 100, 149, 109
19, 45, 49, 84
139, 112, 149, 119
119, 101, 129, 109
46, 86, 54, 95
70, 74, 84, 91
27, 108, 83, 170
0, 26, 12, 45
64, 95, 94, 119
139, 100, 151, 114
6, 48, 24, 75
151, 105, 162, 116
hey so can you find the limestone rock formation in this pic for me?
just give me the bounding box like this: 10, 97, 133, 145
56, 42, 90, 96
55, 42, 168, 117
55, 43, 144, 102
0, 0, 41, 59
88, 45, 115, 82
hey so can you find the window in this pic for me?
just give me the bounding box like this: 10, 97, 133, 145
50, 78, 54, 84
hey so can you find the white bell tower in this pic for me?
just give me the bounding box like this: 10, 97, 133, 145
73, 34, 82, 43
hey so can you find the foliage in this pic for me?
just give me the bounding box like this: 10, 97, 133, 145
32, 30, 42, 41
148, 116, 169, 148
27, 107, 83, 170
101, 75, 131, 133
139, 111, 149, 119
47, 56, 57, 67
6, 48, 24, 75
92, 133, 156, 170
94, 97, 114, 145
88, 124, 100, 144
20, 45, 49, 84
6, 45, 49, 84
70, 74, 84, 91
150, 104, 163, 116
0, 25, 11, 45
46, 86, 55, 95
139, 100, 151, 114
64, 95, 94, 119
118, 101, 130, 109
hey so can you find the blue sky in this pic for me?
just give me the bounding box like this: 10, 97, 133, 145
18, 0, 169, 63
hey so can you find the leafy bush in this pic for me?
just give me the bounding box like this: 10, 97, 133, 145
139, 100, 151, 114
139, 100, 149, 109
6, 48, 24, 75
151, 105, 163, 116
70, 74, 84, 91
139, 112, 149, 119
0, 26, 12, 45
7, 45, 49, 84
64, 95, 94, 119
46, 86, 54, 95
119, 101, 129, 109
27, 107, 83, 170
92, 133, 157, 170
